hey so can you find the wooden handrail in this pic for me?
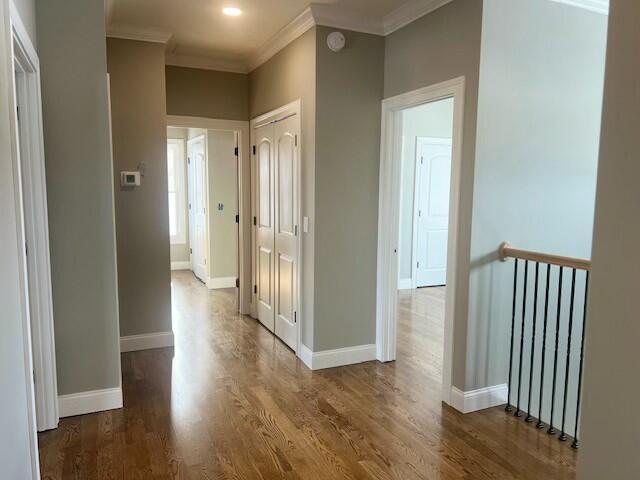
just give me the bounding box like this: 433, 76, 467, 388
499, 242, 591, 271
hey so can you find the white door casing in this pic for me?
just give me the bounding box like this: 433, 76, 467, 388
414, 137, 452, 287
377, 77, 465, 406
273, 115, 298, 350
188, 135, 207, 282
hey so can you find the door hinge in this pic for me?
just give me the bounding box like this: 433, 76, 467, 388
252, 145, 256, 155
418, 210, 421, 217
254, 284, 257, 294
190, 248, 193, 254
417, 261, 420, 268
188, 202, 191, 210
16, 106, 20, 122
188, 157, 191, 164
234, 147, 239, 156
236, 278, 240, 288
25, 242, 28, 257
294, 311, 297, 323
421, 156, 424, 165
294, 225, 298, 236
295, 135, 298, 147
235, 214, 240, 224
204, 258, 207, 265
253, 216, 257, 226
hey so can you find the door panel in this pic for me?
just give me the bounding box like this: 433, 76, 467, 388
273, 116, 298, 350
255, 125, 275, 332
188, 136, 207, 283
416, 138, 452, 287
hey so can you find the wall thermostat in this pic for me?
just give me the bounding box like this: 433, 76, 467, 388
121, 171, 141, 187
327, 31, 346, 52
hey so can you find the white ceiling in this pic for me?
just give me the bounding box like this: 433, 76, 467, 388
105, 0, 446, 72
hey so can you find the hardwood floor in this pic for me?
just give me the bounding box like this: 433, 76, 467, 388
38, 272, 577, 479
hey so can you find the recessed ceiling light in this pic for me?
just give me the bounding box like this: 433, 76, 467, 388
223, 7, 242, 16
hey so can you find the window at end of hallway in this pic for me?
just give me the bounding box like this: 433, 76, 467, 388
167, 138, 187, 245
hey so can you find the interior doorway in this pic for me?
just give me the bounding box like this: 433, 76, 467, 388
166, 116, 251, 315
251, 101, 301, 353
377, 78, 465, 406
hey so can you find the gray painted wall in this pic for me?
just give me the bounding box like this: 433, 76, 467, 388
166, 65, 249, 121
107, 38, 173, 337
12, 0, 36, 46
578, 1, 640, 476
37, 0, 121, 395
167, 127, 190, 264
249, 27, 317, 348
207, 129, 238, 280
314, 26, 385, 351
467, 0, 607, 397
0, 0, 37, 473
398, 99, 454, 282
385, 0, 483, 387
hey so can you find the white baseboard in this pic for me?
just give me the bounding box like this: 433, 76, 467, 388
299, 343, 377, 370
207, 276, 236, 289
120, 331, 175, 352
398, 278, 413, 290
450, 383, 508, 414
171, 261, 191, 271
58, 387, 123, 418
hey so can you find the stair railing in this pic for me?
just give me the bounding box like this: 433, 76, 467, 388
499, 242, 591, 449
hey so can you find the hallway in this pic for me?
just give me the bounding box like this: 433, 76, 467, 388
38, 272, 577, 479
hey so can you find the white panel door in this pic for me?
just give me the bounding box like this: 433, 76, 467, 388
273, 116, 298, 350
415, 138, 452, 287
255, 124, 275, 332
188, 135, 207, 282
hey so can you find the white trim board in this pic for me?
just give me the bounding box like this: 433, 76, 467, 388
450, 384, 508, 414
549, 0, 609, 15
58, 387, 123, 418
106, 23, 172, 44
207, 276, 236, 289
170, 260, 191, 271
376, 77, 465, 408
299, 344, 377, 370
166, 53, 248, 74
120, 331, 174, 352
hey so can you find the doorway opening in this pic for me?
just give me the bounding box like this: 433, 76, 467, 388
377, 78, 465, 406
166, 119, 250, 315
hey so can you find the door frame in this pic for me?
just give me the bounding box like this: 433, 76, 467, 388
411, 136, 454, 289
187, 133, 208, 282
250, 99, 302, 357
10, 0, 59, 435
167, 116, 251, 315
376, 77, 465, 406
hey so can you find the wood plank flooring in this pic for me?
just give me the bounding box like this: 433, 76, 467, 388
38, 272, 577, 479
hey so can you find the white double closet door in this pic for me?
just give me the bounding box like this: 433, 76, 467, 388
255, 115, 299, 350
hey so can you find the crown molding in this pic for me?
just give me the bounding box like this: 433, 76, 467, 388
549, 0, 609, 14
166, 53, 249, 74
246, 7, 315, 72
310, 4, 384, 35
107, 23, 173, 44
383, 0, 454, 35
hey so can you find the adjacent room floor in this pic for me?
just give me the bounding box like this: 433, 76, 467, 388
38, 271, 577, 479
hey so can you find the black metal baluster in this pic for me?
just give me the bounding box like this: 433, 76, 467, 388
537, 264, 552, 429
559, 269, 577, 441
515, 260, 529, 417
572, 271, 590, 449
506, 259, 519, 413
525, 262, 540, 422
548, 266, 563, 435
